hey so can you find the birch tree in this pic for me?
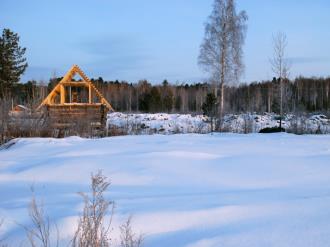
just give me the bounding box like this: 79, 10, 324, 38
199, 0, 247, 127
270, 32, 290, 129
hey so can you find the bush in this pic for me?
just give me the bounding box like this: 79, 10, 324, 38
259, 127, 285, 133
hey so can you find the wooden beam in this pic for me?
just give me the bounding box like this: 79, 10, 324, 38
51, 103, 104, 107
69, 86, 72, 103
60, 85, 65, 104
61, 81, 89, 87
89, 84, 92, 104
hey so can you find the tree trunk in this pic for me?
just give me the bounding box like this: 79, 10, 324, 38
221, 83, 224, 116
268, 84, 272, 113
280, 78, 283, 129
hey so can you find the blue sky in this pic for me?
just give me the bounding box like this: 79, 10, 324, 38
1, 0, 330, 84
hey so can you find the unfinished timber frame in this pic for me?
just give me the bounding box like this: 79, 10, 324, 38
37, 65, 114, 136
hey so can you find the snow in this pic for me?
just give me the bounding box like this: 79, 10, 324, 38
107, 112, 330, 134
1, 134, 330, 246
107, 112, 211, 134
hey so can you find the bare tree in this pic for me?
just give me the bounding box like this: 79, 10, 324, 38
72, 171, 114, 247
199, 0, 247, 128
270, 32, 290, 129
23, 189, 59, 247
119, 217, 143, 247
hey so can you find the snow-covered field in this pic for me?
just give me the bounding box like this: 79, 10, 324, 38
1, 134, 330, 246
107, 112, 330, 134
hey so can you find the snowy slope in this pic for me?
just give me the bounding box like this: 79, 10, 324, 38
1, 134, 330, 246
107, 112, 330, 134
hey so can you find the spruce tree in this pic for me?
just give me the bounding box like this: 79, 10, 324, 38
0, 28, 28, 97
202, 93, 217, 131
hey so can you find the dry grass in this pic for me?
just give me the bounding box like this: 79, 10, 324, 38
72, 171, 114, 247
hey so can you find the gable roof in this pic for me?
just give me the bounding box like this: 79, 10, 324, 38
37, 65, 114, 111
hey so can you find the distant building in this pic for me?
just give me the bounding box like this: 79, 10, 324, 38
9, 104, 31, 117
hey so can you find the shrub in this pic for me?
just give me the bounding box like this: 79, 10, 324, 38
259, 127, 285, 133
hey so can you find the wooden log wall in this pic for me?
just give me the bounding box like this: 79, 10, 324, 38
47, 105, 106, 129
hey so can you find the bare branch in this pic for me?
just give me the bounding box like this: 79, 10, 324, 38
270, 32, 291, 80
199, 0, 248, 86
120, 216, 144, 247
22, 188, 59, 247
72, 171, 114, 247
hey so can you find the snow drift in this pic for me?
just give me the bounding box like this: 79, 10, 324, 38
1, 134, 330, 246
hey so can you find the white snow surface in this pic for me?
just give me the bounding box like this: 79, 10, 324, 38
107, 112, 330, 134
107, 112, 211, 134
1, 134, 330, 246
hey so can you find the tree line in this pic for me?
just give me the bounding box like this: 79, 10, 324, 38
6, 76, 330, 115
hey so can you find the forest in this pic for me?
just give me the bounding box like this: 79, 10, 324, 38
5, 75, 330, 115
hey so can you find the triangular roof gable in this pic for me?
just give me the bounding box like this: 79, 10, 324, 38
37, 65, 114, 111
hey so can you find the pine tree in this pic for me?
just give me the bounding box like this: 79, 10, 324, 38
149, 87, 162, 113
162, 80, 174, 113
0, 28, 28, 97
202, 93, 217, 131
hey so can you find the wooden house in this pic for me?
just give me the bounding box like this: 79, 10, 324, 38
37, 65, 114, 135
